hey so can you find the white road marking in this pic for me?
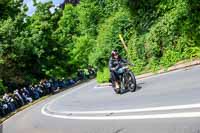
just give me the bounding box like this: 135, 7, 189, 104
94, 86, 111, 89
41, 103, 200, 120
49, 103, 200, 114
42, 106, 200, 120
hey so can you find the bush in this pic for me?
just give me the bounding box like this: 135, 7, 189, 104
96, 67, 110, 83
160, 50, 181, 68
148, 57, 160, 72
183, 47, 200, 59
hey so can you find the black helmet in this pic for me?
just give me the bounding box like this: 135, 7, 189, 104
111, 50, 118, 57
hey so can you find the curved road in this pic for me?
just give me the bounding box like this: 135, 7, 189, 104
3, 65, 200, 133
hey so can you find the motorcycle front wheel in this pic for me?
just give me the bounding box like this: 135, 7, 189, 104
126, 71, 137, 92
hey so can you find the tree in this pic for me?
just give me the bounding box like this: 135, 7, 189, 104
0, 0, 28, 86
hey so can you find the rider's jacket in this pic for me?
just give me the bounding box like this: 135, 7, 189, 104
109, 56, 128, 71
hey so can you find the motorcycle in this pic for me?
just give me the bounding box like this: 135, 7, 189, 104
112, 64, 137, 94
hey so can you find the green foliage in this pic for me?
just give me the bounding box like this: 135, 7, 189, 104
0, 0, 24, 19
160, 50, 181, 68
98, 0, 126, 19
0, 79, 6, 95
90, 9, 133, 68
72, 35, 95, 67
144, 57, 160, 72
94, 0, 200, 83
76, 0, 100, 36
0, 0, 200, 86
183, 47, 200, 59
55, 4, 78, 45
96, 67, 110, 83
70, 0, 101, 70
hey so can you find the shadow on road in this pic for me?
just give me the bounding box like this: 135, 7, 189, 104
136, 82, 144, 91
113, 128, 125, 133
119, 82, 143, 95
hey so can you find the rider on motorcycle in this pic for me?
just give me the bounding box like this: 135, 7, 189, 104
109, 50, 129, 90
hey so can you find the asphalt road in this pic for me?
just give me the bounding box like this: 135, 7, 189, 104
2, 65, 200, 133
